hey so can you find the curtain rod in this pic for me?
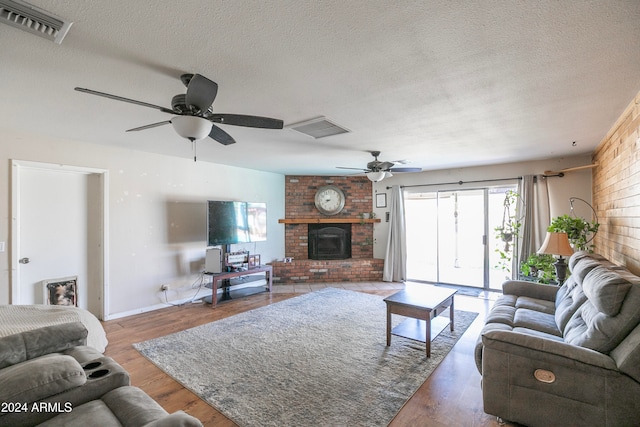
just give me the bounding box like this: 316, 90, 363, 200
387, 176, 523, 190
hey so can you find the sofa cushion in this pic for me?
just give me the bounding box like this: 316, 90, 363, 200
484, 303, 517, 326
564, 283, 640, 353
35, 399, 123, 427
568, 251, 606, 271
36, 386, 203, 427
515, 296, 556, 315
583, 266, 634, 316
514, 309, 561, 336
555, 280, 588, 333
0, 354, 86, 404
570, 257, 603, 285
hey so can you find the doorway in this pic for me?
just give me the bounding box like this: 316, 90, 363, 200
405, 185, 517, 290
11, 160, 108, 319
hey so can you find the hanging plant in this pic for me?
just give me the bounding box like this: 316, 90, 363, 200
548, 215, 599, 252
494, 190, 523, 273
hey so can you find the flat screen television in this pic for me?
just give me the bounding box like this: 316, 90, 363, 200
207, 200, 267, 246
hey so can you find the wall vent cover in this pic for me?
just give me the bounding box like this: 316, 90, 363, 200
287, 116, 350, 139
0, 0, 72, 44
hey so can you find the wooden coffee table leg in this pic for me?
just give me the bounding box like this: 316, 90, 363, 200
425, 310, 432, 357
386, 304, 391, 346
450, 297, 455, 331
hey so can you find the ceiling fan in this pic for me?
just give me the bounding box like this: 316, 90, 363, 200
74, 73, 283, 160
337, 151, 422, 182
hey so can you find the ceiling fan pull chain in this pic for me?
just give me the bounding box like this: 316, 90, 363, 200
192, 139, 197, 162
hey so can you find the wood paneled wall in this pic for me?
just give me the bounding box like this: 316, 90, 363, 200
593, 90, 640, 273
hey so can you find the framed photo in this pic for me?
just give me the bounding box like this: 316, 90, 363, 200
249, 254, 261, 268
43, 276, 77, 306
376, 193, 387, 208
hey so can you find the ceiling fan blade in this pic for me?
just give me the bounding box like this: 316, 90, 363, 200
208, 124, 236, 145
74, 87, 175, 114
185, 74, 218, 113
210, 114, 284, 129
126, 121, 172, 132
389, 167, 422, 173
336, 167, 368, 172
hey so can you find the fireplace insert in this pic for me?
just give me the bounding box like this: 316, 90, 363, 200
308, 224, 351, 260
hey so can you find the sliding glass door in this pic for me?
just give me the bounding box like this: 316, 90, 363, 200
405, 185, 517, 290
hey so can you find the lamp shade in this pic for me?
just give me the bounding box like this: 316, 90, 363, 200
537, 232, 574, 257
366, 171, 386, 182
171, 116, 212, 141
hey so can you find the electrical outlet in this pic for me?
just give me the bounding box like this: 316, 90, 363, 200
160, 284, 170, 291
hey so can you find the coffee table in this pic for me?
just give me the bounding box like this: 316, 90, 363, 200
384, 285, 457, 357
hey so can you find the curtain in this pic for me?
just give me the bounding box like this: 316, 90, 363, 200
518, 175, 550, 271
383, 185, 407, 282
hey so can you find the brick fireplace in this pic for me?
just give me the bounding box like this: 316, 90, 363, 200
270, 175, 384, 283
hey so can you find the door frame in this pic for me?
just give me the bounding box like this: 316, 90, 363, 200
10, 160, 109, 319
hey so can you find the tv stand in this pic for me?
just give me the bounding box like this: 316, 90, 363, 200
204, 265, 272, 308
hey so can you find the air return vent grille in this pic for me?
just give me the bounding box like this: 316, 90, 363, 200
287, 116, 350, 139
0, 0, 72, 44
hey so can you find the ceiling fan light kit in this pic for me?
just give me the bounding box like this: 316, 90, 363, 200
171, 116, 212, 141
366, 171, 390, 182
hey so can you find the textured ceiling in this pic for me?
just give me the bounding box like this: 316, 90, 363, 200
2, 0, 640, 175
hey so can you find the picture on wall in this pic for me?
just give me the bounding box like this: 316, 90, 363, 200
43, 276, 77, 306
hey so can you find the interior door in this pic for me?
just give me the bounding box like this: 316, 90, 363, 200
12, 162, 106, 317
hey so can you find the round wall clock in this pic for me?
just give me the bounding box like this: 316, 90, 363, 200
314, 185, 346, 215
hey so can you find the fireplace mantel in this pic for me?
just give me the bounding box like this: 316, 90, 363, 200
278, 218, 380, 224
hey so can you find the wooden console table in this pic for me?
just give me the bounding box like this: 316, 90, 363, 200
205, 265, 273, 308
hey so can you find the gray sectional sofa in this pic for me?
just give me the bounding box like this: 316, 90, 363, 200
0, 322, 202, 427
475, 251, 640, 427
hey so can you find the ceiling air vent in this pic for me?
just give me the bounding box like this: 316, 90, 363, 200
0, 0, 72, 44
287, 116, 350, 139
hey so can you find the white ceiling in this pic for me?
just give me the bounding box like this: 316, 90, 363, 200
2, 1, 640, 175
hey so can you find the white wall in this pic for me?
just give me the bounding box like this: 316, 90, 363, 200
371, 155, 594, 258
0, 129, 285, 318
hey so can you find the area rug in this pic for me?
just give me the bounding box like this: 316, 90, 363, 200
134, 288, 478, 427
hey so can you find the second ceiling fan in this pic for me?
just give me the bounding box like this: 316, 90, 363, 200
337, 151, 422, 182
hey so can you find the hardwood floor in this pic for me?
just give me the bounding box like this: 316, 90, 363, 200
102, 282, 509, 426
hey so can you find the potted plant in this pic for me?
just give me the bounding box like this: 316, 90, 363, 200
547, 214, 599, 252
520, 253, 556, 284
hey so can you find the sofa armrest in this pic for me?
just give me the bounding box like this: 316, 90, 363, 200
0, 354, 86, 404
0, 322, 88, 369
502, 280, 559, 302
482, 330, 616, 370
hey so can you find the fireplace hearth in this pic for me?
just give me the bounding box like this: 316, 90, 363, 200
308, 223, 351, 260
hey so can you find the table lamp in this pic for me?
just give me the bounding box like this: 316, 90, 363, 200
537, 232, 574, 285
